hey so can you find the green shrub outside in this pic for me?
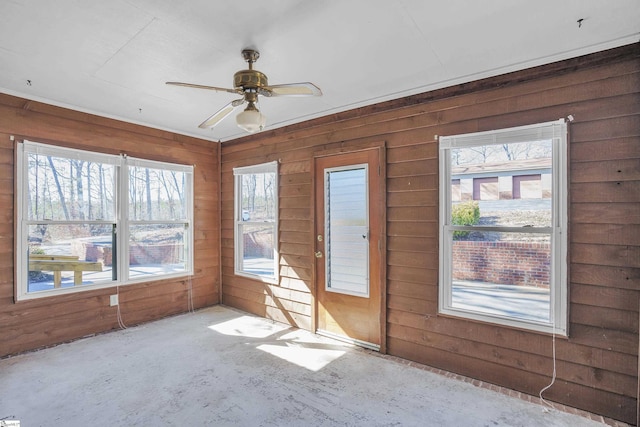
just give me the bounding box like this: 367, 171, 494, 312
28, 246, 47, 281
30, 247, 45, 255
452, 201, 480, 239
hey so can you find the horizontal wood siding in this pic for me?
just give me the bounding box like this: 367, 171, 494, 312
220, 43, 640, 424
0, 96, 220, 357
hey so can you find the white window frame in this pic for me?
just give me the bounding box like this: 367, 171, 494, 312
16, 140, 194, 300
233, 161, 279, 283
438, 119, 568, 335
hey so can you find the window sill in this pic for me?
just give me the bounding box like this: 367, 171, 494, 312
234, 270, 279, 285
438, 306, 567, 337
16, 271, 194, 302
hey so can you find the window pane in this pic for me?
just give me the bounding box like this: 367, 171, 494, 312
27, 153, 115, 221
129, 167, 187, 221
451, 231, 551, 323
451, 140, 552, 228
27, 224, 114, 292
240, 224, 275, 277
240, 172, 276, 222
128, 224, 187, 280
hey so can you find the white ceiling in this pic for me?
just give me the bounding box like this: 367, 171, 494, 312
0, 1, 638, 143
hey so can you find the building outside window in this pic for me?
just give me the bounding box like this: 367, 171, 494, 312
438, 120, 568, 334
233, 161, 278, 282
16, 140, 193, 300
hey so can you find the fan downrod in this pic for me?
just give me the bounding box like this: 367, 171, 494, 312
241, 49, 260, 68
234, 49, 267, 91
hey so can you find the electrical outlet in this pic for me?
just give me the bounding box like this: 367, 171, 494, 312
110, 294, 119, 306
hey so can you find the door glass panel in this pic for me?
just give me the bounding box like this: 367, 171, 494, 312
325, 165, 368, 296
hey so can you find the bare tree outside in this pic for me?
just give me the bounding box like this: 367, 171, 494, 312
241, 173, 276, 221
45, 155, 70, 220
454, 140, 551, 166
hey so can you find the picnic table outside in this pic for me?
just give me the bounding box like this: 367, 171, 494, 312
29, 254, 103, 288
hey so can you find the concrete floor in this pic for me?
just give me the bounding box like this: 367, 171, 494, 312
0, 306, 607, 426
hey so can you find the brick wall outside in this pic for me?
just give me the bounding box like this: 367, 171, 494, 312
83, 243, 183, 266
452, 241, 550, 288
243, 231, 273, 258
129, 244, 184, 265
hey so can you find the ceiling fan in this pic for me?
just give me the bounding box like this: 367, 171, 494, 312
166, 49, 322, 133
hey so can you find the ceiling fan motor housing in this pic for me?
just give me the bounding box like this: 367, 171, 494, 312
234, 69, 268, 90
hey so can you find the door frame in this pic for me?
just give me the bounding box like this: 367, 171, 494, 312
311, 141, 387, 353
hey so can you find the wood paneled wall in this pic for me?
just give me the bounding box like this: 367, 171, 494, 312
220, 43, 640, 424
0, 95, 220, 357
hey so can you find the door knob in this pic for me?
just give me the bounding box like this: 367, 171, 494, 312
315, 251, 323, 258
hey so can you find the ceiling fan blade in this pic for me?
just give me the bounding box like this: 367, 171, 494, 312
166, 81, 240, 95
262, 82, 322, 97
198, 99, 244, 129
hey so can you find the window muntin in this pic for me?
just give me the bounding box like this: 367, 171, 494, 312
439, 120, 567, 334
17, 141, 193, 300
233, 162, 278, 282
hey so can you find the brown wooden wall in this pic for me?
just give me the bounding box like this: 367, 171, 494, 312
0, 95, 220, 357
220, 43, 640, 424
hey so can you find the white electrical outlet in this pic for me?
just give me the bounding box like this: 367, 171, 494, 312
110, 294, 119, 306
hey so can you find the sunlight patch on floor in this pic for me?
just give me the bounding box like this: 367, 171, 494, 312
208, 315, 289, 338
256, 343, 346, 371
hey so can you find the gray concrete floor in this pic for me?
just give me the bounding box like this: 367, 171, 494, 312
1, 306, 606, 426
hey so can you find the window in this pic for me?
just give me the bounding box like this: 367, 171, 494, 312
125, 158, 193, 281
439, 120, 567, 334
16, 140, 193, 300
233, 161, 278, 282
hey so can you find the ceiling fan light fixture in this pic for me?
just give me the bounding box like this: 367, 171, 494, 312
236, 103, 266, 133
167, 49, 321, 133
